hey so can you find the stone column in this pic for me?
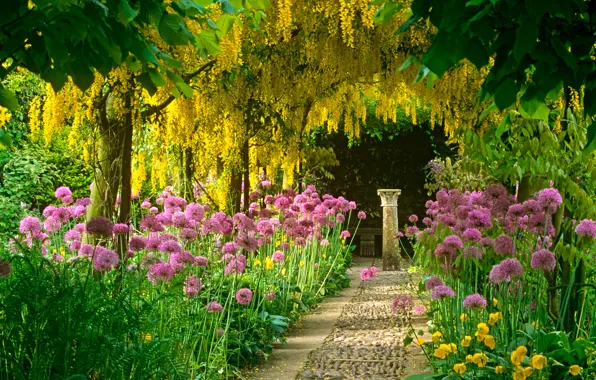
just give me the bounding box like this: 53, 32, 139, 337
377, 189, 401, 271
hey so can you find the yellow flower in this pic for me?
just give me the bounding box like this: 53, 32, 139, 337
276, 240, 280, 247
432, 331, 442, 343
476, 323, 489, 341
511, 346, 528, 366
253, 259, 262, 267
488, 312, 502, 325
453, 363, 466, 374
513, 366, 527, 380
433, 347, 449, 359
440, 343, 457, 353
143, 333, 152, 342
523, 367, 533, 377
472, 353, 488, 367
493, 297, 498, 307
461, 335, 472, 347
416, 337, 425, 346
299, 260, 305, 267
569, 365, 581, 376
531, 354, 547, 370
495, 365, 504, 374
532, 321, 539, 328
460, 313, 469, 322
265, 257, 274, 270
483, 335, 496, 350
322, 254, 327, 259
281, 268, 286, 276
465, 355, 474, 363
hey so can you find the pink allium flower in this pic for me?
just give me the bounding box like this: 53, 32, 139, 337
320, 239, 330, 246
531, 249, 556, 271
575, 219, 596, 238
489, 258, 523, 284
93, 247, 119, 271
336, 214, 345, 223
536, 187, 563, 214
69, 241, 81, 252
413, 305, 426, 316
222, 242, 239, 254
392, 294, 414, 314
507, 203, 525, 218
147, 262, 175, 283
55, 186, 72, 199
479, 237, 495, 247
43, 206, 56, 218
340, 230, 351, 239
206, 301, 223, 313
78, 244, 94, 257
265, 291, 277, 301
422, 217, 432, 226
44, 217, 62, 233
357, 211, 367, 219
86, 217, 113, 237
348, 201, 357, 210
158, 240, 182, 254
62, 195, 73, 205
172, 211, 187, 228
430, 285, 455, 300
463, 293, 487, 309
256, 219, 275, 236
64, 229, 82, 243
194, 256, 209, 267
360, 268, 372, 281
425, 276, 444, 291
113, 223, 130, 235
180, 228, 198, 242
236, 233, 258, 252
405, 226, 419, 237
76, 197, 92, 207
462, 228, 482, 242
224, 258, 246, 276
235, 288, 253, 305
183, 275, 203, 297
141, 199, 151, 209
369, 266, 378, 277
409, 214, 418, 223
272, 251, 285, 263
149, 207, 159, 214
20, 216, 42, 234
494, 234, 515, 255
129, 236, 147, 251
261, 180, 272, 188
280, 242, 290, 250
443, 235, 463, 251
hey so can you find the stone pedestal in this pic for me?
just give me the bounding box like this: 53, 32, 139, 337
377, 189, 401, 271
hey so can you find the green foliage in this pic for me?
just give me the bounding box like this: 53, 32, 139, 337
0, 195, 24, 235
382, 0, 596, 122
424, 156, 488, 196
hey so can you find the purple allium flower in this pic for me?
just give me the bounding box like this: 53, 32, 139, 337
531, 249, 556, 271
140, 214, 164, 233
358, 211, 367, 219
78, 244, 94, 257
523, 199, 542, 215
409, 214, 418, 223
425, 275, 445, 290
280, 242, 290, 250
113, 223, 130, 235
146, 236, 160, 251
129, 235, 147, 251
507, 203, 525, 218
360, 268, 372, 281
463, 293, 487, 310
336, 214, 345, 223
64, 229, 82, 243
194, 256, 209, 267
256, 219, 274, 236
392, 294, 414, 314
206, 301, 223, 312
183, 275, 203, 297
69, 241, 81, 251
490, 258, 523, 284
86, 216, 114, 237
422, 217, 432, 226
413, 305, 426, 316
158, 240, 182, 254
224, 258, 246, 276
575, 219, 596, 238
272, 251, 285, 263
462, 228, 482, 242
430, 285, 455, 300
43, 217, 62, 233
236, 233, 258, 252
494, 234, 515, 255
141, 199, 151, 209
171, 211, 187, 228
235, 288, 253, 305
320, 239, 330, 246
536, 188, 563, 214
479, 237, 495, 247
179, 228, 198, 242
369, 266, 378, 277
93, 247, 119, 271
467, 208, 492, 229
43, 206, 55, 218
147, 262, 175, 283
405, 226, 419, 237
443, 235, 464, 251
340, 230, 351, 239
55, 186, 72, 199
20, 216, 43, 234
62, 195, 73, 205
265, 291, 277, 301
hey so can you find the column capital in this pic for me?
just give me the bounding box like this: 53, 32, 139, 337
377, 189, 401, 207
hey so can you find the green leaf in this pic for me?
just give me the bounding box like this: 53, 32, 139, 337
478, 102, 497, 122
0, 129, 13, 149
394, 14, 418, 35
166, 70, 193, 98
421, 31, 457, 77
246, 0, 270, 9
373, 1, 400, 24
465, 36, 489, 69
514, 19, 538, 61
118, 0, 138, 24
414, 65, 430, 83
69, 60, 95, 91
552, 37, 578, 73
195, 30, 222, 58
159, 13, 191, 45
125, 56, 142, 72
221, 0, 236, 14
398, 56, 418, 72
207, 18, 219, 30
583, 121, 596, 157
137, 72, 158, 95
179, 0, 206, 16
403, 375, 435, 380
494, 78, 518, 109
43, 68, 68, 92
466, 0, 486, 5
148, 67, 167, 87
215, 14, 237, 38
157, 52, 183, 69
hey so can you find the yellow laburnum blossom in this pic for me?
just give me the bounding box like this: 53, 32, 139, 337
484, 335, 496, 350
460, 313, 469, 322
511, 346, 528, 366
488, 312, 502, 325
531, 354, 547, 370
495, 365, 504, 374
472, 353, 488, 367
416, 337, 425, 345
569, 365, 581, 376
453, 363, 466, 374
461, 335, 472, 348
432, 331, 442, 343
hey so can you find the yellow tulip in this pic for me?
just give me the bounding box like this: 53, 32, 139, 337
432, 331, 442, 343
483, 335, 496, 350
569, 365, 581, 376
416, 337, 425, 346
495, 365, 504, 374
453, 363, 466, 374
472, 353, 488, 367
531, 354, 547, 370
511, 346, 528, 366
461, 335, 472, 348
460, 313, 469, 322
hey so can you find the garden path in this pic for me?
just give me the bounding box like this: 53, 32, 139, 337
245, 256, 429, 380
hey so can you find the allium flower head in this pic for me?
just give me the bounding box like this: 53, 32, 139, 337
409, 214, 418, 223
86, 216, 114, 237
413, 305, 426, 316
265, 291, 276, 301
158, 240, 182, 254
494, 235, 515, 255
141, 199, 151, 209
443, 235, 463, 251
462, 228, 482, 242
360, 268, 372, 281
369, 266, 378, 277
531, 249, 556, 271
194, 256, 208, 267
392, 294, 414, 314
320, 239, 330, 246
340, 230, 351, 239
575, 219, 596, 238
235, 288, 253, 305
463, 293, 487, 310
113, 223, 130, 234
357, 211, 367, 219
536, 187, 563, 214
272, 251, 285, 263
93, 247, 119, 271
55, 186, 72, 199
467, 208, 492, 229
425, 275, 445, 291
20, 216, 42, 234
430, 285, 455, 300
147, 262, 175, 283
129, 236, 147, 251
490, 258, 523, 284
206, 301, 223, 312
405, 226, 419, 237
64, 229, 82, 243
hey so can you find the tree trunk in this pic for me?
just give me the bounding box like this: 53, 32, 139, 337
230, 167, 242, 213
242, 139, 250, 212
184, 148, 194, 201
